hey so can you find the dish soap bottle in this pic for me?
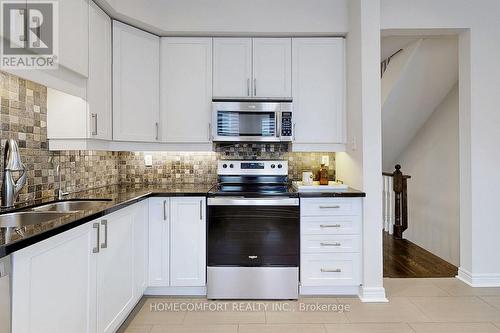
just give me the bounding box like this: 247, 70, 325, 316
319, 164, 329, 185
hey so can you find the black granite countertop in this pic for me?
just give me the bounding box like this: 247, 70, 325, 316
0, 183, 215, 258
0, 183, 364, 258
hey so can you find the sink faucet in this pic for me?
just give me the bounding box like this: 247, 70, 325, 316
1, 139, 27, 208
55, 163, 69, 200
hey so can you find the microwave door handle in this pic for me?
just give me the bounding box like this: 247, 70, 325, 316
276, 113, 280, 139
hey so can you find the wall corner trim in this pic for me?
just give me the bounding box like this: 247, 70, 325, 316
358, 286, 388, 303
457, 267, 500, 287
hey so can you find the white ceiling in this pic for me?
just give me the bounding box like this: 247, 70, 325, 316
94, 0, 349, 36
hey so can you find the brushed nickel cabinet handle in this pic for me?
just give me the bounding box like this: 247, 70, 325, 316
247, 78, 250, 96
155, 122, 159, 141
91, 113, 98, 136
319, 205, 341, 209
163, 200, 167, 221
293, 123, 296, 141
93, 222, 100, 253
208, 123, 212, 141
320, 224, 341, 228
101, 220, 108, 249
253, 78, 257, 96
321, 268, 341, 273
320, 242, 341, 247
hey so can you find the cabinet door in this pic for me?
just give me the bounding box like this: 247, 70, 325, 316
113, 21, 160, 142
253, 38, 292, 98
59, 0, 89, 77
133, 200, 149, 299
12, 221, 98, 333
213, 38, 252, 97
88, 1, 112, 140
97, 209, 135, 333
148, 198, 170, 286
170, 197, 206, 287
292, 38, 346, 145
161, 38, 212, 143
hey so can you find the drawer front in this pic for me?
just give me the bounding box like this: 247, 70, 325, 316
301, 198, 362, 217
301, 253, 361, 286
301, 234, 360, 253
301, 215, 361, 235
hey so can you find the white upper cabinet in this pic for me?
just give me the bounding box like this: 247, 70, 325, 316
160, 38, 213, 143
253, 38, 292, 98
87, 1, 112, 140
170, 197, 206, 287
292, 38, 346, 151
213, 38, 291, 98
59, 0, 89, 77
113, 21, 160, 142
213, 38, 252, 98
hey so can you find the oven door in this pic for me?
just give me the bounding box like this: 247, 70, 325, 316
212, 102, 281, 142
207, 197, 299, 267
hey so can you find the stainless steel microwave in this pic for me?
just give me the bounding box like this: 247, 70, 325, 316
212, 100, 293, 142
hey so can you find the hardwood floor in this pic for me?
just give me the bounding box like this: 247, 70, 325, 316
383, 232, 458, 278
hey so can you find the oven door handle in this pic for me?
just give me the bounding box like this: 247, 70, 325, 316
208, 197, 299, 206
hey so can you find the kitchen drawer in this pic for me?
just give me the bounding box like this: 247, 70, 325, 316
301, 198, 362, 217
301, 253, 361, 287
301, 234, 360, 253
301, 215, 361, 235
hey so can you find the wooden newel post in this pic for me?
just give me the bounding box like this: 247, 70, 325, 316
392, 164, 408, 239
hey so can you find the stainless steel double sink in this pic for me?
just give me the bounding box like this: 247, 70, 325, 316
0, 200, 111, 231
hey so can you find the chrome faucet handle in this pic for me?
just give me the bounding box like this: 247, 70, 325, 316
1, 139, 27, 207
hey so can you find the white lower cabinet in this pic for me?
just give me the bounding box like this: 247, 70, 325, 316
147, 197, 206, 294
12, 221, 97, 333
170, 197, 206, 287
96, 208, 135, 333
11, 202, 148, 333
148, 198, 170, 287
300, 198, 362, 295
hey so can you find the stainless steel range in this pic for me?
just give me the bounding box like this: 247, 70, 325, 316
207, 160, 299, 299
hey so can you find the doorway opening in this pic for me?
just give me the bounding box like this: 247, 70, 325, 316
380, 34, 459, 278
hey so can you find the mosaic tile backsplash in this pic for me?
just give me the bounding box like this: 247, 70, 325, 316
120, 146, 335, 185
0, 71, 120, 203
1, 71, 335, 205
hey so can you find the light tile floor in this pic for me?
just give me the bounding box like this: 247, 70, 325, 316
121, 278, 500, 333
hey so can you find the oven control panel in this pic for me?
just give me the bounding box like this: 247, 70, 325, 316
218, 160, 288, 176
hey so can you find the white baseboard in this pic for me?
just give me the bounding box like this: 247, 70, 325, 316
300, 285, 359, 296
358, 286, 388, 303
457, 267, 500, 287
145, 286, 207, 296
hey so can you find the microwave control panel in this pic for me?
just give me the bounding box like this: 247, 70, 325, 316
281, 112, 293, 137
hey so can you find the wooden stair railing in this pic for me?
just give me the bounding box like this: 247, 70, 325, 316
382, 165, 411, 239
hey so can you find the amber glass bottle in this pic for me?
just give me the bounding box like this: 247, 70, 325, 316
319, 164, 329, 185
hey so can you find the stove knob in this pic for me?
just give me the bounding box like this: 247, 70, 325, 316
229, 164, 234, 168
271, 164, 276, 169
222, 164, 228, 168
278, 164, 283, 169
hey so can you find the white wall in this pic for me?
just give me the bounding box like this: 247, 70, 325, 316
336, 0, 386, 302
95, 0, 349, 35
395, 85, 459, 265
382, 0, 500, 286
382, 37, 458, 170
